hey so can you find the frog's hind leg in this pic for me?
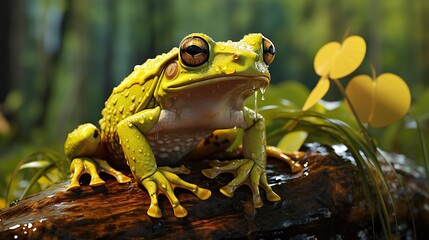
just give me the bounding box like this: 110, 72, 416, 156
93, 158, 132, 183
190, 129, 303, 173
67, 157, 132, 191
266, 146, 303, 173
67, 157, 106, 191
185, 129, 239, 160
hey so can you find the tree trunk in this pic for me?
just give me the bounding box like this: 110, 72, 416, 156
0, 144, 428, 239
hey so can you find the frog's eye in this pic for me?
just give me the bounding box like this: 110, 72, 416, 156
180, 36, 209, 67
262, 37, 275, 65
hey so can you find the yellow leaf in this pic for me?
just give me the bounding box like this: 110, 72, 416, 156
277, 131, 308, 152
345, 74, 375, 123
302, 77, 330, 111
314, 35, 366, 79
314, 42, 341, 77
371, 73, 411, 127
345, 73, 411, 127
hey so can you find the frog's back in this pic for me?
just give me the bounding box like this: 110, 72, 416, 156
99, 48, 178, 161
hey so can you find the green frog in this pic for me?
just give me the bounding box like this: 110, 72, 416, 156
64, 33, 302, 218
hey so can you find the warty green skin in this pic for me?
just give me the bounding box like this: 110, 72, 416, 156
64, 33, 301, 218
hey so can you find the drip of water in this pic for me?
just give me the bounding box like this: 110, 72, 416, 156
260, 88, 266, 101
254, 90, 258, 119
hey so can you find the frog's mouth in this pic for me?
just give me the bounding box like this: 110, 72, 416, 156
166, 75, 269, 93
160, 75, 269, 112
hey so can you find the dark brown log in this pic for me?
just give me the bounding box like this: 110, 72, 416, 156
0, 144, 428, 239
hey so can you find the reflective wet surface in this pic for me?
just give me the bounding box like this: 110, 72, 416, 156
0, 143, 427, 239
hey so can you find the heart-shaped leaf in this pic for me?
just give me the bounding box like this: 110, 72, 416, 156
314, 35, 366, 79
345, 73, 411, 127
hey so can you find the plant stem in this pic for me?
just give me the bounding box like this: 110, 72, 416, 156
332, 79, 377, 152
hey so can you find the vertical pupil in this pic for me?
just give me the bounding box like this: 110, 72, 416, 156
93, 130, 99, 138
265, 45, 274, 55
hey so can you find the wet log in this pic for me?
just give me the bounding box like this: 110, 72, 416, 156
0, 144, 428, 239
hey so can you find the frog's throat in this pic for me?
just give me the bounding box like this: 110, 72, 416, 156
164, 75, 269, 92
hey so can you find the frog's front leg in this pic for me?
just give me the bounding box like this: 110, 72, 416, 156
116, 106, 211, 218
202, 107, 280, 207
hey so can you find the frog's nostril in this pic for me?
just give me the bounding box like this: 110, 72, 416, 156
232, 53, 240, 61
93, 130, 99, 139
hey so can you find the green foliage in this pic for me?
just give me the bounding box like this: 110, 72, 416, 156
6, 151, 69, 205
1, 4, 428, 238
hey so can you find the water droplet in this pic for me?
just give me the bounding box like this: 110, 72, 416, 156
123, 90, 130, 98
128, 123, 133, 128
129, 103, 136, 112
254, 90, 258, 119
139, 118, 145, 124
260, 88, 266, 101
119, 105, 124, 113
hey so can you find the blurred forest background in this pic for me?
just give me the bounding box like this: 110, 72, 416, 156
1, 0, 429, 201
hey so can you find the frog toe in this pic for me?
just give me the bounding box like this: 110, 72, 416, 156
260, 172, 281, 202
89, 176, 106, 187
116, 174, 132, 183
193, 187, 211, 200
220, 184, 237, 198
253, 194, 263, 208
147, 203, 162, 218
66, 181, 81, 191
173, 204, 188, 218
265, 190, 281, 202
93, 158, 132, 184
201, 168, 220, 179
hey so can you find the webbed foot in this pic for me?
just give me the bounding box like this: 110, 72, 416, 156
67, 157, 131, 191
202, 159, 280, 208
141, 165, 211, 218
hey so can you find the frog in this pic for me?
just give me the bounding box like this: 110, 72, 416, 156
64, 33, 302, 218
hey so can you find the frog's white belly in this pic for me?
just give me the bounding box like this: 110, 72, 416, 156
146, 108, 246, 165
146, 130, 211, 165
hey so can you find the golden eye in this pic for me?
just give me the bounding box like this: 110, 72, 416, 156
180, 36, 209, 67
262, 37, 275, 65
